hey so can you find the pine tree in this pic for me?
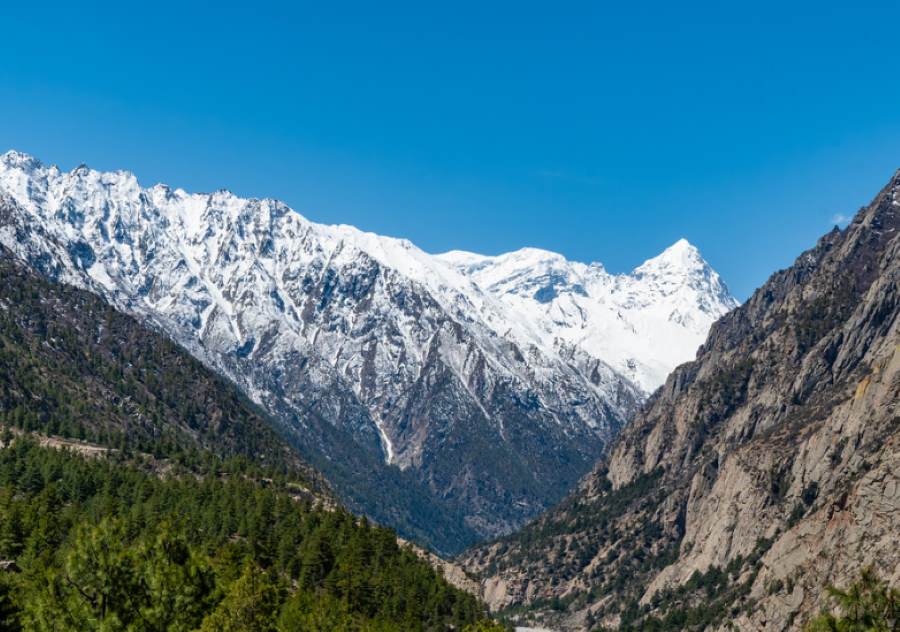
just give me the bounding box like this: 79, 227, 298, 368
298, 528, 333, 590
199, 563, 282, 632
277, 591, 358, 631
23, 518, 141, 631
806, 567, 900, 631
135, 524, 217, 631
0, 575, 20, 632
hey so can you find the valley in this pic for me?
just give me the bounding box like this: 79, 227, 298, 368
0, 150, 895, 631
4, 4, 899, 629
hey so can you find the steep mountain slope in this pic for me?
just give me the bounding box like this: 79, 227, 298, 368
439, 240, 738, 393
0, 150, 735, 552
0, 247, 321, 487
462, 171, 900, 630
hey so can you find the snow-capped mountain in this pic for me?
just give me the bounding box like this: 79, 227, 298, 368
0, 150, 737, 551
438, 241, 738, 392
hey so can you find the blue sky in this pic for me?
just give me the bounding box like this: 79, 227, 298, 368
3, 1, 900, 299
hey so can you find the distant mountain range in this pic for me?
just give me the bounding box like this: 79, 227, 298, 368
440, 238, 737, 393
0, 150, 737, 553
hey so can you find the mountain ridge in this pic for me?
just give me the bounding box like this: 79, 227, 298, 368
0, 149, 737, 553
439, 236, 737, 393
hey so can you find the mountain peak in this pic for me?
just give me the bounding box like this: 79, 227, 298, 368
436, 237, 736, 393
633, 238, 708, 277
1, 149, 42, 171
665, 236, 697, 253
506, 246, 568, 261
657, 237, 702, 261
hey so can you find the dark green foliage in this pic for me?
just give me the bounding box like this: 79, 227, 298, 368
0, 439, 491, 631
199, 564, 282, 632
787, 481, 819, 528
487, 468, 665, 566
805, 567, 899, 631
24, 517, 217, 630
802, 481, 820, 506
769, 465, 793, 501
791, 283, 856, 356
0, 574, 20, 631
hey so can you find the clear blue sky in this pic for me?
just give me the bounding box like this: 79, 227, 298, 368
3, 1, 900, 299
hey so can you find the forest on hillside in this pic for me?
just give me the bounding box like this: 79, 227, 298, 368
0, 437, 506, 631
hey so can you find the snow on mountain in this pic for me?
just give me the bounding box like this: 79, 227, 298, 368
0, 150, 737, 550
438, 239, 738, 392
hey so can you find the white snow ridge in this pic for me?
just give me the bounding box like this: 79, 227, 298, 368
438, 238, 737, 392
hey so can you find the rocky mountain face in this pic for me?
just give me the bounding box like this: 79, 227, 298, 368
461, 171, 900, 630
0, 150, 735, 554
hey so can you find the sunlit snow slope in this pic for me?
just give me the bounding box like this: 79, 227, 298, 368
438, 241, 738, 393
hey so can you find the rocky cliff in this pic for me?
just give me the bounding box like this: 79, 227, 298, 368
462, 170, 900, 630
